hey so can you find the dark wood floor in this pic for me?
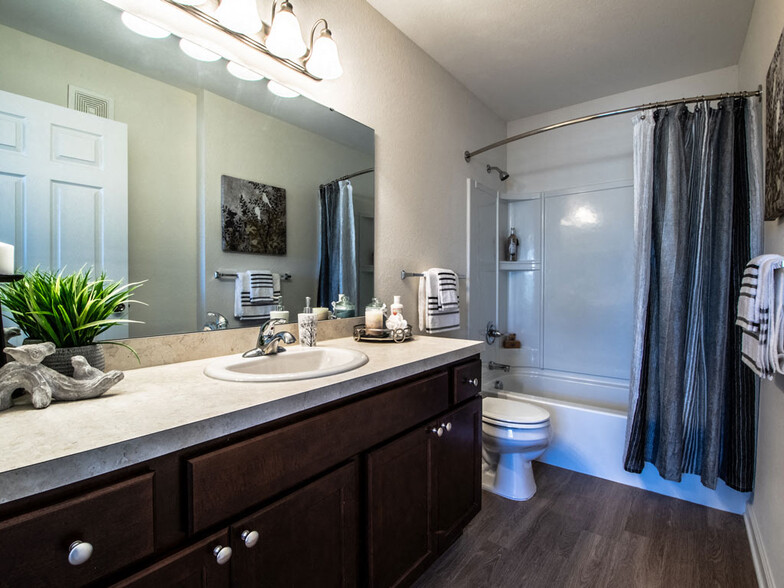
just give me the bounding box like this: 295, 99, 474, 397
414, 462, 756, 588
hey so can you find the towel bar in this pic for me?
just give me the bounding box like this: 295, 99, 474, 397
400, 270, 466, 280
214, 271, 292, 281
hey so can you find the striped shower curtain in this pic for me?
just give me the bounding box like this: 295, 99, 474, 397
624, 97, 763, 492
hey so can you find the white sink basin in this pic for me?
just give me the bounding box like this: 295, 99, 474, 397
204, 346, 369, 382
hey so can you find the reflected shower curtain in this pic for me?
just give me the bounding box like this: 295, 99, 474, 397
318, 180, 357, 309
624, 98, 763, 492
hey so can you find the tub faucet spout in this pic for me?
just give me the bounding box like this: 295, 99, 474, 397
488, 361, 511, 372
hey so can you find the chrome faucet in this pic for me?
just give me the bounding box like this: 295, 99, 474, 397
242, 318, 297, 358
488, 361, 511, 372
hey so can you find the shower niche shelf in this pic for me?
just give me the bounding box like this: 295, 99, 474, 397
500, 261, 541, 271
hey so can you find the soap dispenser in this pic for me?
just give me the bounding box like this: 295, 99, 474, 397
386, 296, 407, 330
299, 297, 317, 346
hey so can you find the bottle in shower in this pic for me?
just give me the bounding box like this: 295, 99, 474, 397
505, 228, 520, 262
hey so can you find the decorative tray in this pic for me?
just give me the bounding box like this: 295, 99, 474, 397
353, 324, 413, 343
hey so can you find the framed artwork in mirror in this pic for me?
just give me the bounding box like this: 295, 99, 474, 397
221, 174, 287, 254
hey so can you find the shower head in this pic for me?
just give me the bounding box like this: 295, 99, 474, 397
487, 164, 510, 182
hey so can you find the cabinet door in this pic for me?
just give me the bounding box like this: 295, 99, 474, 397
230, 461, 358, 588
367, 424, 436, 588
434, 397, 482, 551
111, 530, 231, 588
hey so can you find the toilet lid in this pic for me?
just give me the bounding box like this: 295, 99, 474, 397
483, 397, 550, 425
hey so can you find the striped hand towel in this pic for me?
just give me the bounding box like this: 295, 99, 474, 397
234, 271, 282, 321
418, 268, 460, 334
737, 254, 784, 378
247, 270, 278, 304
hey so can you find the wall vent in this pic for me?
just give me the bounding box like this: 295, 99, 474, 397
67, 85, 114, 119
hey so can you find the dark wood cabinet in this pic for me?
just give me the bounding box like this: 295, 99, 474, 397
433, 396, 482, 551
112, 530, 232, 588
230, 461, 359, 588
367, 424, 436, 588
2, 355, 481, 588
367, 395, 483, 588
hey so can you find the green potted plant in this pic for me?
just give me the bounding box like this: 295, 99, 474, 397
0, 268, 144, 376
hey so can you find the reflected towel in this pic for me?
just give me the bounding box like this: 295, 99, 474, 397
234, 271, 281, 321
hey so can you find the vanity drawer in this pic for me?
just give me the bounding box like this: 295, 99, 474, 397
0, 472, 155, 587
452, 358, 482, 403
188, 371, 449, 533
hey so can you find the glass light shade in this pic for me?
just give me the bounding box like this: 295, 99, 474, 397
215, 0, 262, 35
173, 0, 205, 5
121, 12, 171, 39
267, 80, 300, 98
306, 31, 343, 80
226, 61, 264, 81
179, 39, 221, 62
266, 7, 306, 59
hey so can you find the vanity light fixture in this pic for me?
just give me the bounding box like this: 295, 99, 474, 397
305, 20, 342, 80
215, 0, 263, 35
267, 80, 300, 98
120, 12, 171, 39
178, 38, 222, 61
160, 0, 343, 81
226, 61, 265, 81
172, 0, 206, 5
265, 1, 307, 59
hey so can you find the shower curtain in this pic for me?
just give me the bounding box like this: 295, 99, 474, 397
624, 97, 763, 492
318, 179, 357, 309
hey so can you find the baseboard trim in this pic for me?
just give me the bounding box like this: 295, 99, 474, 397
745, 502, 775, 588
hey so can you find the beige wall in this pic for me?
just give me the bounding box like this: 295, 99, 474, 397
0, 24, 198, 338
738, 1, 784, 585
201, 90, 373, 325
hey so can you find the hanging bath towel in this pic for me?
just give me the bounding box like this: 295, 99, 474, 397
418, 268, 460, 334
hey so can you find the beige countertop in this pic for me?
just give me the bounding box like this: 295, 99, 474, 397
0, 336, 482, 504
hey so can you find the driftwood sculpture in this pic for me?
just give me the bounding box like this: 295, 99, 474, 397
0, 343, 123, 411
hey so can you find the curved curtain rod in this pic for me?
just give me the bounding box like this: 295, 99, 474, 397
320, 168, 374, 188
464, 87, 763, 162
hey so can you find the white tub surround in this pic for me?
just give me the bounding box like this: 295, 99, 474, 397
0, 336, 482, 504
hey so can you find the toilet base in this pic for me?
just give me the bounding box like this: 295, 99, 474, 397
482, 452, 537, 501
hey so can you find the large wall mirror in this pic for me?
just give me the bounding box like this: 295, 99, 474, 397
0, 0, 375, 340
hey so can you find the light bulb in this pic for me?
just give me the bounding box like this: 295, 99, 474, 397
266, 4, 306, 59
267, 80, 300, 98
306, 30, 342, 80
215, 0, 262, 35
226, 61, 264, 81
179, 39, 221, 62
121, 12, 171, 39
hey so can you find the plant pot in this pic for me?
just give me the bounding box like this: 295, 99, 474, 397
40, 344, 105, 378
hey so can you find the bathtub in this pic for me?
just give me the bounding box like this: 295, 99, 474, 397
483, 366, 749, 514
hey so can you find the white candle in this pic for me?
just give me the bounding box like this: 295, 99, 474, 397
0, 242, 14, 275
366, 308, 385, 330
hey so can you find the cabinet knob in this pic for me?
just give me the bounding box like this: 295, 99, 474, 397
431, 426, 444, 437
463, 377, 479, 387
442, 422, 452, 432
241, 530, 259, 548
67, 540, 93, 566
213, 545, 233, 565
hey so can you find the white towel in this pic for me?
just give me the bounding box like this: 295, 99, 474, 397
247, 270, 278, 304
234, 271, 281, 321
418, 268, 460, 334
737, 254, 784, 378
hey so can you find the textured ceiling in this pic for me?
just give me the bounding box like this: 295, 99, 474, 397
367, 0, 756, 121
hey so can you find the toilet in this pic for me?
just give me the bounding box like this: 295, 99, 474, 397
481, 396, 552, 501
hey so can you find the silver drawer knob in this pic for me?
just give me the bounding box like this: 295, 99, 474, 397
213, 545, 233, 565
442, 422, 452, 432
463, 377, 479, 387
68, 540, 93, 566
241, 530, 259, 548
431, 426, 444, 437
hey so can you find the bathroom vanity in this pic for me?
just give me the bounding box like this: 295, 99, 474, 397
0, 337, 482, 587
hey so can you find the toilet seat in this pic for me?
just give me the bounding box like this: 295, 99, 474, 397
483, 397, 550, 429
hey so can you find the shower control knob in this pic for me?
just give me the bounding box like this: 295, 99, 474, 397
463, 377, 479, 387
213, 545, 232, 565
431, 426, 444, 437
241, 530, 259, 548
67, 541, 93, 566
